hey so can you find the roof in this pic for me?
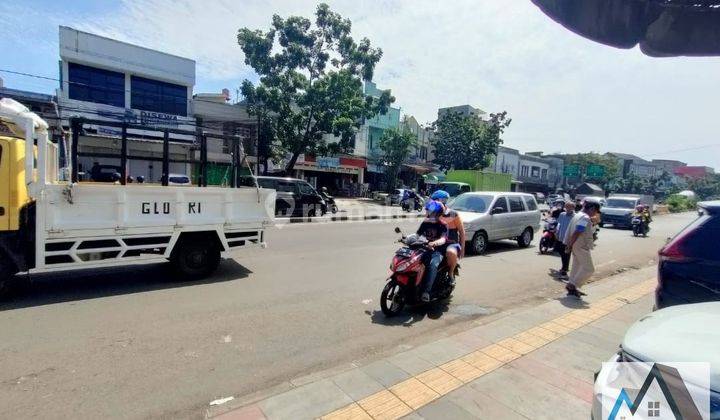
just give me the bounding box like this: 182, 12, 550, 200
607, 152, 649, 163
578, 182, 603, 193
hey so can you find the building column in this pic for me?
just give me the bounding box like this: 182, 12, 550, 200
358, 168, 364, 184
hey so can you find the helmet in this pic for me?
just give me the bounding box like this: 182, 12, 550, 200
425, 200, 444, 216
554, 198, 565, 206
430, 190, 450, 202
636, 204, 644, 211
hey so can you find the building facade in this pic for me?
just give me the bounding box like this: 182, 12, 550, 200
517, 153, 550, 193
437, 104, 485, 120
651, 159, 686, 174
57, 26, 197, 183
607, 152, 657, 179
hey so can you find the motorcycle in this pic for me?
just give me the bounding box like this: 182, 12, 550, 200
320, 192, 338, 214
400, 196, 423, 212
380, 227, 457, 317
631, 216, 649, 237
539, 218, 558, 254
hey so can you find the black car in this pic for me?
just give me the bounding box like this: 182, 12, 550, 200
240, 176, 326, 217
656, 201, 720, 309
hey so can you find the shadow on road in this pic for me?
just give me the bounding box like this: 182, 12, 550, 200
464, 240, 530, 258
0, 259, 252, 311
556, 294, 590, 309
367, 298, 452, 327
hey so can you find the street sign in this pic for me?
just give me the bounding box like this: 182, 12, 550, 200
563, 164, 580, 177
586, 164, 605, 178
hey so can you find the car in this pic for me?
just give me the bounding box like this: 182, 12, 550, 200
88, 164, 122, 182
601, 194, 654, 228
450, 191, 541, 254
436, 182, 472, 197
389, 189, 407, 205
167, 173, 191, 186
655, 201, 720, 310
240, 175, 326, 217
534, 192, 546, 204
591, 302, 720, 419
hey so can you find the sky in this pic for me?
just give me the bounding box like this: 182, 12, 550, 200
1, 0, 719, 169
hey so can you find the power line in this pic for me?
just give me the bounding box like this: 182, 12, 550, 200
644, 144, 720, 157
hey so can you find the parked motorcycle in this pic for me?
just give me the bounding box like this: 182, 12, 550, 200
401, 196, 423, 212
539, 218, 558, 254
631, 216, 649, 237
380, 227, 456, 317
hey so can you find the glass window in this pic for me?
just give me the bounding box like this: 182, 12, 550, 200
277, 181, 297, 193
523, 195, 538, 210
299, 182, 315, 195
450, 194, 493, 213
494, 197, 509, 213
531, 167, 540, 178
509, 196, 526, 212
131, 76, 188, 116
521, 166, 529, 177
68, 62, 125, 107
606, 198, 637, 208
258, 178, 277, 189
541, 169, 548, 179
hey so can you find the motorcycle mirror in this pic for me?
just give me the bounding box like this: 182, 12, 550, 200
394, 227, 401, 234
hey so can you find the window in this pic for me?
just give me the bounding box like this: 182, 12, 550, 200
521, 165, 529, 177
523, 196, 538, 210
68, 62, 125, 107
494, 197, 509, 213
131, 76, 187, 116
509, 196, 526, 212
531, 166, 540, 178
450, 194, 493, 213
541, 168, 548, 179
277, 181, 298, 193
299, 182, 315, 195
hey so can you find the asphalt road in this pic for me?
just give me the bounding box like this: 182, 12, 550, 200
0, 212, 696, 419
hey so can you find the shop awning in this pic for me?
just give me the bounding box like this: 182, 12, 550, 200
402, 164, 433, 175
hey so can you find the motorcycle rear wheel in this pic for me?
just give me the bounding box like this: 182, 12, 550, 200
381, 280, 405, 317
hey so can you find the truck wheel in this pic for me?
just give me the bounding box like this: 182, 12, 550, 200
0, 253, 18, 300
171, 240, 221, 279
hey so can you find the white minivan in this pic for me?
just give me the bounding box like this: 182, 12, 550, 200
450, 192, 542, 254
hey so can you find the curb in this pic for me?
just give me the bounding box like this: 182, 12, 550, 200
273, 213, 425, 225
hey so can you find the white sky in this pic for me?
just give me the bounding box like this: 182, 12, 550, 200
2, 0, 719, 168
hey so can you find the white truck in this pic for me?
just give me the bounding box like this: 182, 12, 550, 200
0, 98, 275, 298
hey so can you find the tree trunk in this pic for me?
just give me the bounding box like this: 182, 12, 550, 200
285, 151, 301, 174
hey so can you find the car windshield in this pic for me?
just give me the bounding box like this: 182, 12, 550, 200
450, 194, 493, 213
606, 199, 637, 208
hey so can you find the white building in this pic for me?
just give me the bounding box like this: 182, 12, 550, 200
58, 26, 197, 182
607, 152, 657, 179
492, 146, 521, 177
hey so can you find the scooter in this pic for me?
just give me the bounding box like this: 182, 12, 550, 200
320, 191, 338, 214
539, 218, 558, 254
631, 216, 649, 237
401, 196, 423, 212
380, 227, 457, 317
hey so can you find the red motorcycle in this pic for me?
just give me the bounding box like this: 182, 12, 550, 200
380, 227, 457, 317
539, 218, 558, 254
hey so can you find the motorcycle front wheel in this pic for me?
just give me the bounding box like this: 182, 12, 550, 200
381, 280, 405, 317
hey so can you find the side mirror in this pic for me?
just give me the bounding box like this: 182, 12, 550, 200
491, 207, 505, 215
394, 227, 402, 234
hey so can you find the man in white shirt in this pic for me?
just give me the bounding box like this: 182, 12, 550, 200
564, 199, 601, 297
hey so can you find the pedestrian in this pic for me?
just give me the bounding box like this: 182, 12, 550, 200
554, 200, 576, 279
564, 199, 601, 297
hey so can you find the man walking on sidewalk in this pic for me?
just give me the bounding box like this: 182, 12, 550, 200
554, 200, 576, 279
564, 199, 601, 297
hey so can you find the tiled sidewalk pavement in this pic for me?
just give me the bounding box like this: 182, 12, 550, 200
210, 267, 658, 420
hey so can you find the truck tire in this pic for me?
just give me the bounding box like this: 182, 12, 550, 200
0, 253, 17, 300
171, 239, 221, 279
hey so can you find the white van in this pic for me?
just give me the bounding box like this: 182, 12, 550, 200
450, 192, 542, 254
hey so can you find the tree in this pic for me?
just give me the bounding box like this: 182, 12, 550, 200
379, 128, 415, 191
687, 174, 720, 199
562, 153, 620, 188
238, 3, 394, 173
430, 111, 511, 171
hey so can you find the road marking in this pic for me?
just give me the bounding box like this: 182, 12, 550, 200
311, 278, 657, 420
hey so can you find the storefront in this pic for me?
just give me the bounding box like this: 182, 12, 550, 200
293, 155, 367, 196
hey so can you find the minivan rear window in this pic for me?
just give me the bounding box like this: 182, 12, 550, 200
523, 196, 538, 211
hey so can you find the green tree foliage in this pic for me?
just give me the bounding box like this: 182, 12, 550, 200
686, 174, 720, 199
430, 111, 511, 171
238, 3, 394, 172
666, 194, 697, 212
379, 128, 416, 191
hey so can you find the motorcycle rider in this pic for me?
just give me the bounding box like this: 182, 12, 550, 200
633, 204, 651, 233
416, 201, 448, 302
401, 188, 419, 210
431, 190, 465, 286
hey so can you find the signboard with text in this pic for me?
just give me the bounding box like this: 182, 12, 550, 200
586, 164, 606, 178
564, 164, 580, 177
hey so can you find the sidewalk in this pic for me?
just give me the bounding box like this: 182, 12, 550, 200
209, 267, 657, 420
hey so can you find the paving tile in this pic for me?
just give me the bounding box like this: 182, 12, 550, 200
331, 368, 386, 402
389, 377, 440, 410
539, 320, 573, 335
467, 365, 591, 420
411, 338, 472, 366
461, 350, 504, 372
496, 337, 537, 355
358, 390, 412, 420
523, 338, 605, 385
321, 403, 372, 420
214, 404, 266, 420
413, 397, 477, 420
588, 316, 635, 337
416, 368, 463, 395
524, 326, 562, 342
480, 344, 521, 363
470, 316, 529, 341
361, 359, 411, 388
509, 357, 595, 403
563, 325, 622, 354
513, 330, 550, 348
386, 350, 437, 376
439, 384, 529, 420
258, 378, 353, 420
450, 328, 494, 350
439, 359, 485, 383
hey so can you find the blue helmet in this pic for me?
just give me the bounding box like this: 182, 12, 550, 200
430, 190, 450, 201
425, 200, 444, 216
